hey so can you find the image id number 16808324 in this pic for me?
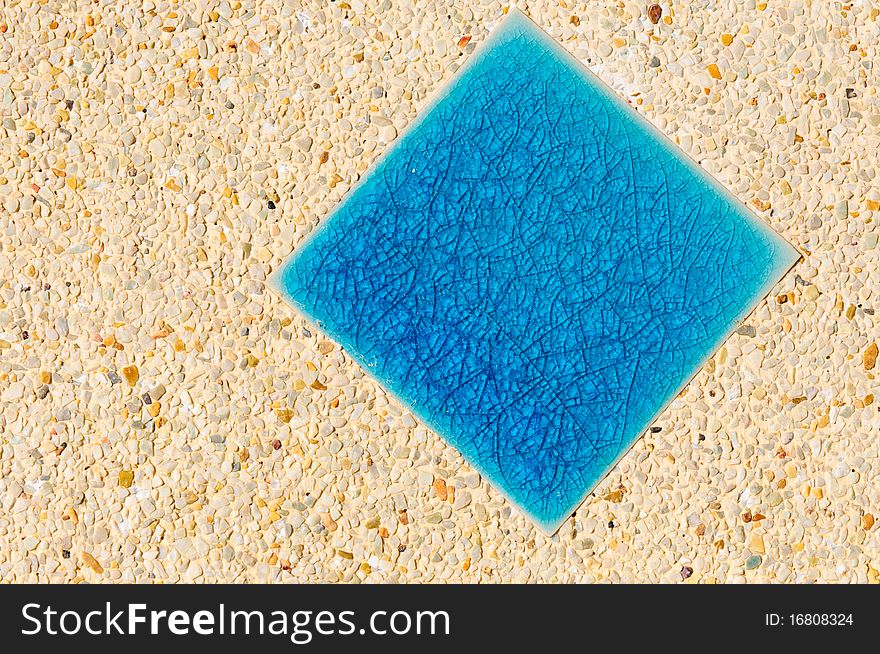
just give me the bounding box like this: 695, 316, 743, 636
765, 613, 854, 627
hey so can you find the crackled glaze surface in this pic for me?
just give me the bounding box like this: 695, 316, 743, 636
272, 11, 798, 532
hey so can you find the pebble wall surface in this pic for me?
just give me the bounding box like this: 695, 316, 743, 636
0, 0, 878, 583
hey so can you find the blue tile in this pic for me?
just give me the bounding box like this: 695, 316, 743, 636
270, 10, 799, 533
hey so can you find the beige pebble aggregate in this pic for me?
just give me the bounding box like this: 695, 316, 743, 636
1, 1, 879, 583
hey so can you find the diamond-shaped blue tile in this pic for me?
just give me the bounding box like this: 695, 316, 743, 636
270, 9, 799, 532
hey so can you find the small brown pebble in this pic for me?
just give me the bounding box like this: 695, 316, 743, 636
864, 342, 878, 370
432, 477, 448, 501
271, 439, 282, 450
318, 151, 329, 165
647, 4, 662, 24
81, 552, 104, 574
275, 407, 294, 423
121, 364, 139, 386
603, 489, 624, 503
398, 509, 409, 525
317, 340, 334, 354
864, 514, 875, 530
458, 35, 472, 49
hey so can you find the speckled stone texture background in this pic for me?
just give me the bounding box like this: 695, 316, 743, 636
0, 0, 878, 583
